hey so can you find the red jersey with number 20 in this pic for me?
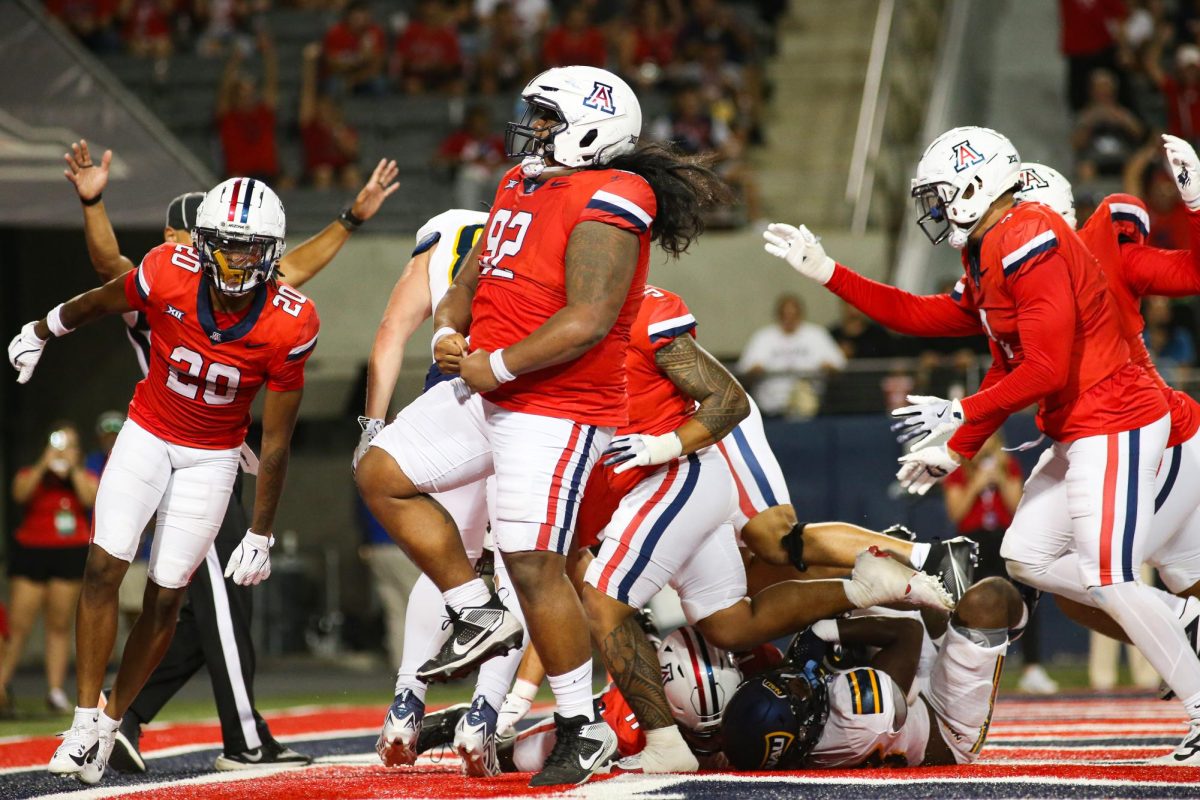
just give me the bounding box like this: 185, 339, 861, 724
123, 242, 320, 449
469, 164, 657, 427
1078, 194, 1200, 447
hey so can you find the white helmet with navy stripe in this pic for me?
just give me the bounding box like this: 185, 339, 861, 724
193, 177, 287, 295
506, 65, 641, 178
658, 626, 742, 753
1016, 162, 1077, 229
911, 126, 1022, 249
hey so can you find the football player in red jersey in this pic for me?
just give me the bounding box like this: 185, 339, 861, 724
60, 139, 398, 772
8, 178, 319, 785
763, 125, 1200, 765
355, 65, 726, 787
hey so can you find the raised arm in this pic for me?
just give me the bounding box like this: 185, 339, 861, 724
278, 158, 399, 289
63, 140, 136, 282
364, 249, 434, 419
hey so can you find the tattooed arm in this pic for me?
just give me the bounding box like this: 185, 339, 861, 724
656, 334, 751, 454
458, 221, 639, 392
250, 388, 303, 535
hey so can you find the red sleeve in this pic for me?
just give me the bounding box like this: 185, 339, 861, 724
123, 247, 171, 312
1119, 209, 1200, 296
578, 172, 657, 236
267, 310, 320, 392
643, 289, 696, 351
948, 349, 1009, 459
825, 264, 983, 337
959, 255, 1075, 425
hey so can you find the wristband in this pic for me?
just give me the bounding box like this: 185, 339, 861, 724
81, 193, 102, 207
431, 326, 459, 360
47, 304, 74, 337
489, 349, 517, 383
810, 618, 841, 644
338, 206, 364, 231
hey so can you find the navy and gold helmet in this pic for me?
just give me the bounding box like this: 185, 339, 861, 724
721, 665, 829, 770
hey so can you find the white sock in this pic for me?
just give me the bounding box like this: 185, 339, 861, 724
443, 578, 491, 614
547, 661, 594, 721
908, 542, 931, 570
1090, 581, 1200, 708
393, 574, 446, 704
644, 725, 688, 749
98, 712, 121, 733
72, 707, 98, 729
473, 562, 528, 711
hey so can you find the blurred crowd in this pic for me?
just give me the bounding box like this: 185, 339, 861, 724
43, 0, 782, 225
1061, 0, 1200, 384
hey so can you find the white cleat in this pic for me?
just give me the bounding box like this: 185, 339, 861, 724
851, 546, 955, 612
48, 713, 99, 776
1150, 721, 1200, 766
76, 724, 117, 785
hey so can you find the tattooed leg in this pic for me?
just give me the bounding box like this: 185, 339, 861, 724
588, 590, 675, 730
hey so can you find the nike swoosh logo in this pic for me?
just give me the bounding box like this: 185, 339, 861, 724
578, 748, 606, 770
69, 752, 88, 767
451, 621, 501, 656
242, 750, 263, 762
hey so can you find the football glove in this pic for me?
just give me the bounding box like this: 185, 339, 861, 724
1164, 133, 1200, 210
896, 444, 960, 496
890, 394, 964, 450
762, 222, 836, 284
224, 531, 274, 586
353, 416, 385, 472
8, 322, 47, 384
603, 432, 683, 474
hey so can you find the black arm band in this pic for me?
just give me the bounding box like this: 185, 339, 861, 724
338, 206, 364, 231
81, 193, 103, 207
782, 523, 807, 572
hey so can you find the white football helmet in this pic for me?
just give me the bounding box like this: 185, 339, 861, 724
505, 66, 641, 178
911, 126, 1022, 249
658, 626, 743, 754
193, 177, 286, 294
1016, 162, 1077, 229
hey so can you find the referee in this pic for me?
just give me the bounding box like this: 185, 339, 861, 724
62, 140, 399, 770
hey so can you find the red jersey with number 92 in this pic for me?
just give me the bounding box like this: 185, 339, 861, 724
122, 242, 320, 449
469, 164, 657, 427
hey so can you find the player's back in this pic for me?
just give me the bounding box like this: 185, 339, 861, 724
969, 201, 1163, 440
414, 208, 488, 313
125, 242, 320, 449
806, 667, 928, 768
469, 164, 657, 427
622, 285, 699, 437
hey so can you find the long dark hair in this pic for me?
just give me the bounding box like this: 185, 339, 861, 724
600, 142, 731, 258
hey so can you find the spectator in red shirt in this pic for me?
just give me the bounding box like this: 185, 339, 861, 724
1146, 42, 1200, 144
476, 1, 536, 95
434, 104, 506, 210
1125, 141, 1193, 249
542, 5, 608, 68
300, 43, 361, 189
118, 0, 174, 58
45, 0, 122, 52
392, 0, 465, 94
321, 0, 388, 96
1059, 0, 1129, 111
0, 424, 99, 715
616, 0, 680, 88
216, 32, 281, 182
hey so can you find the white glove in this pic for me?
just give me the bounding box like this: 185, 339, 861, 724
496, 679, 538, 738
602, 432, 683, 474
1163, 133, 1200, 210
353, 416, 385, 472
224, 531, 274, 586
896, 444, 960, 496
8, 322, 47, 384
890, 394, 964, 450
762, 222, 836, 284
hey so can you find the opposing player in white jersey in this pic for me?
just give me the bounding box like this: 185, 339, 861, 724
355, 209, 529, 777
722, 577, 1023, 770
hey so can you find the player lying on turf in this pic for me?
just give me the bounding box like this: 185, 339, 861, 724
765, 125, 1200, 765
722, 576, 1023, 769
359, 209, 528, 778
8, 178, 318, 786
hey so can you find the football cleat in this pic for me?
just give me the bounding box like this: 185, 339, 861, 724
416, 702, 470, 754
215, 739, 312, 771
48, 711, 99, 775
417, 594, 524, 683
850, 546, 955, 612
376, 689, 425, 767
1151, 721, 1200, 766
108, 714, 146, 774
924, 536, 978, 605
75, 722, 117, 785
528, 712, 616, 787
454, 696, 500, 777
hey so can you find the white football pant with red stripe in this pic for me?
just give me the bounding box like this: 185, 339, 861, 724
714, 397, 791, 533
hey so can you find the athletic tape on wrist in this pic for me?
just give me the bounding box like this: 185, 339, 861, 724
46, 304, 74, 337
490, 349, 517, 383
431, 326, 458, 360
